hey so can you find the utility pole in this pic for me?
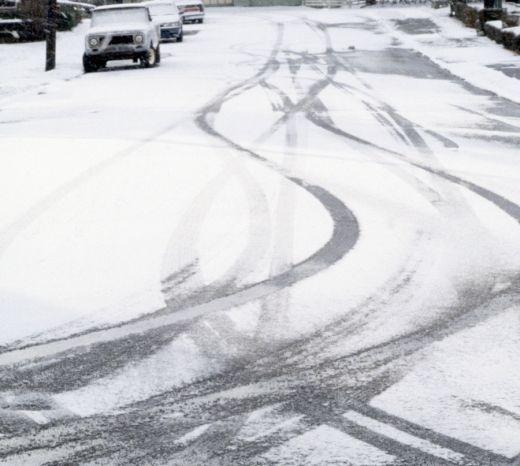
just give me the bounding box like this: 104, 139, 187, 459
45, 0, 58, 71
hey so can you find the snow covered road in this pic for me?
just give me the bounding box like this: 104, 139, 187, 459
1, 6, 520, 465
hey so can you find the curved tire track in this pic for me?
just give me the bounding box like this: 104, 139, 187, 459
0, 21, 360, 397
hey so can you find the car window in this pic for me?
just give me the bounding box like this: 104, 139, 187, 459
147, 4, 178, 16
91, 8, 149, 27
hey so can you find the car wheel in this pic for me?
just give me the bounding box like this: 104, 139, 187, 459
156, 45, 161, 64
142, 46, 157, 68
177, 32, 183, 42
83, 54, 98, 73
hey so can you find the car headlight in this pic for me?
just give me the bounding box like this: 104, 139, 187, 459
134, 33, 144, 44
88, 36, 99, 47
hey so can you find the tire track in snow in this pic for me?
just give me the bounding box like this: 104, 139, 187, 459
213, 283, 520, 465
330, 51, 460, 150
157, 22, 289, 317
293, 24, 520, 228
158, 156, 272, 317
0, 186, 354, 389
118, 277, 518, 465
0, 21, 359, 400
250, 23, 455, 227
246, 22, 462, 358
3, 14, 520, 465
192, 19, 360, 342
0, 18, 363, 462
125, 20, 520, 464
253, 48, 317, 342
123, 22, 520, 461
248, 26, 443, 354
451, 104, 520, 135
310, 99, 520, 226
0, 22, 286, 365
275, 22, 520, 407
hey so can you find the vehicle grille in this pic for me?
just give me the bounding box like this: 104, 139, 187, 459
109, 35, 134, 45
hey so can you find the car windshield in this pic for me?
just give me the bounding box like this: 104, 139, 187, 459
91, 8, 149, 27
147, 4, 177, 16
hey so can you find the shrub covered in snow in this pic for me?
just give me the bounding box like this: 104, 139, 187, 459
0, 0, 84, 42
502, 26, 520, 51
453, 1, 480, 28
482, 21, 520, 51
484, 19, 503, 42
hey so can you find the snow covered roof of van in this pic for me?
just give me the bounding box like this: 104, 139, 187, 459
94, 3, 148, 11
174, 0, 202, 5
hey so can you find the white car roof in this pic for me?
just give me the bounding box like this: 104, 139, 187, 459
175, 0, 203, 5
142, 0, 176, 4
94, 4, 149, 11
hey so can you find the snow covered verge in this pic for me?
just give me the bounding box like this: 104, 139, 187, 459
0, 20, 87, 102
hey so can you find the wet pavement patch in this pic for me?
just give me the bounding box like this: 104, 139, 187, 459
422, 36, 478, 48
392, 18, 440, 35
486, 99, 520, 119
341, 48, 450, 79
488, 63, 520, 80
328, 21, 379, 31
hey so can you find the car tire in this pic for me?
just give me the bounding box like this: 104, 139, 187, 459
142, 45, 157, 68
156, 44, 161, 64
83, 54, 98, 73
199, 18, 203, 24
177, 32, 183, 42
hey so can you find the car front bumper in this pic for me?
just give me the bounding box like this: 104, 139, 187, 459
86, 45, 150, 61
160, 27, 182, 39
182, 13, 204, 22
